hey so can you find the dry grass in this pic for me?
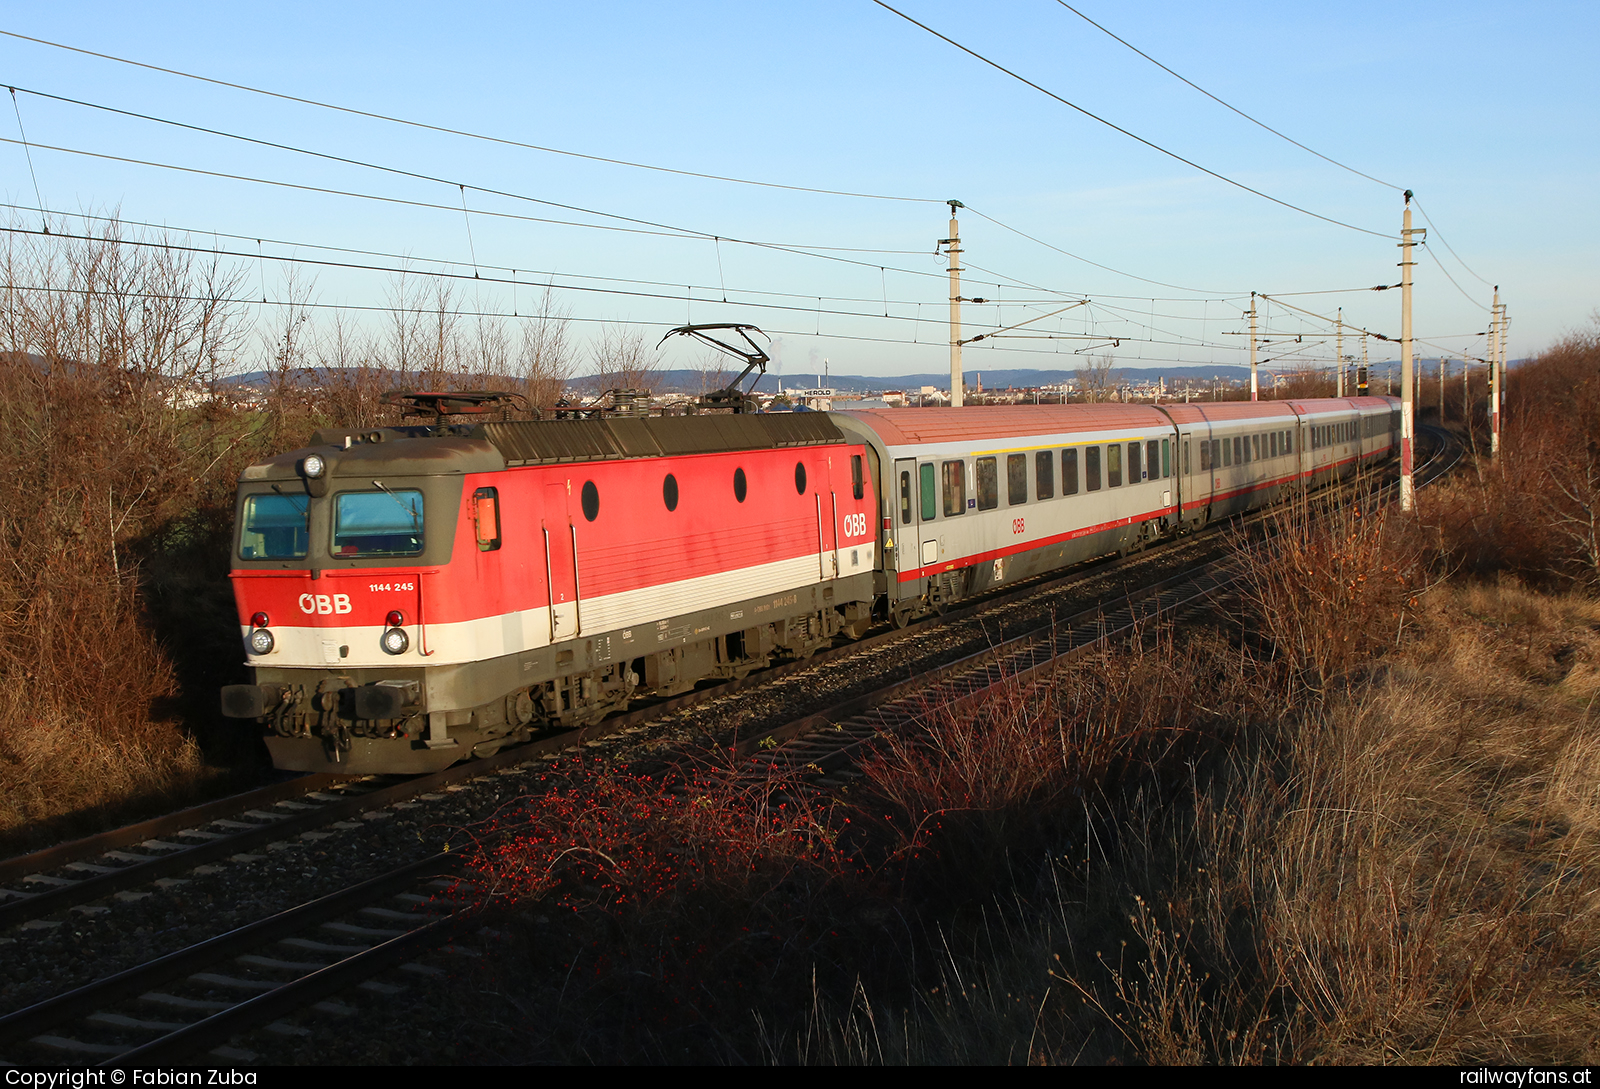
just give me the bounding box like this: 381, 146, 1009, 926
767, 518, 1600, 1066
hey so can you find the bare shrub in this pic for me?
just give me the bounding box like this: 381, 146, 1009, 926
1238, 488, 1427, 693
857, 629, 1225, 894
460, 757, 878, 1061
0, 217, 255, 840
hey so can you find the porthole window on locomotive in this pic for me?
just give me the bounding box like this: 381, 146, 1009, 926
733, 467, 748, 503
663, 473, 679, 512
581, 480, 600, 522
794, 462, 807, 494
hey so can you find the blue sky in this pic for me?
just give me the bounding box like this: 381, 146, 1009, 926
1, 1, 1593, 379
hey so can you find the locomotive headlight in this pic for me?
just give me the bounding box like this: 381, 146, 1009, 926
301, 453, 326, 479
247, 627, 275, 655
380, 627, 409, 655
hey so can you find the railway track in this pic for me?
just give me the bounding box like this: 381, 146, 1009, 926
0, 433, 1457, 1064
0, 508, 1229, 929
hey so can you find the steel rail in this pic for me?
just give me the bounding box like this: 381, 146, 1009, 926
0, 775, 354, 885
0, 853, 457, 1054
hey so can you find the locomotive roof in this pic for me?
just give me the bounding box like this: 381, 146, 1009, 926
239, 411, 850, 484
474, 411, 846, 466
837, 404, 1171, 446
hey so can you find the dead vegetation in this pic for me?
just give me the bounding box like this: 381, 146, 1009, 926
0, 217, 580, 848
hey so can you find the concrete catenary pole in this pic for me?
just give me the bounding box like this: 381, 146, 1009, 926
1491, 295, 1504, 447
1400, 190, 1423, 512
944, 200, 964, 408
1336, 307, 1344, 397
1489, 287, 1501, 456
1249, 292, 1259, 401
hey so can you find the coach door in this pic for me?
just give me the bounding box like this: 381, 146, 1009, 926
893, 458, 918, 573
543, 482, 580, 641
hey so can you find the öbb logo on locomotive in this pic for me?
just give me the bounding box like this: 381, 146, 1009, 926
222, 393, 1399, 775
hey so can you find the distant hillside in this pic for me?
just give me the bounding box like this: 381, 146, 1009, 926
218, 359, 1494, 395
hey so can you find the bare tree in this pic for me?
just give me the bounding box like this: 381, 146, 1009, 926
468, 313, 513, 386
693, 348, 730, 397
589, 323, 660, 395
1076, 353, 1116, 403
516, 286, 575, 410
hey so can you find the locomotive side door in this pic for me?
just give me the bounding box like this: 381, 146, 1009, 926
542, 482, 579, 642
816, 455, 841, 580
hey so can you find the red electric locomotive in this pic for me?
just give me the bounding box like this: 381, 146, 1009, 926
223, 404, 880, 773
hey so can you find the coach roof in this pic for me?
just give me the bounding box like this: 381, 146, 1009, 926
838, 404, 1172, 446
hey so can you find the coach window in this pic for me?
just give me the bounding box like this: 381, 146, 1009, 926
1062, 449, 1079, 495
1234, 436, 1243, 465
1147, 440, 1161, 480
1221, 438, 1231, 468
851, 455, 864, 500
1107, 444, 1122, 487
1162, 438, 1171, 478
663, 473, 680, 512
1035, 450, 1055, 499
920, 463, 937, 521
942, 460, 966, 516
976, 457, 999, 511
1086, 446, 1102, 491
1199, 440, 1209, 472
1128, 442, 1141, 484
1183, 439, 1190, 476
733, 468, 748, 503
1270, 432, 1278, 458
899, 470, 913, 525
473, 487, 501, 552
1007, 454, 1028, 505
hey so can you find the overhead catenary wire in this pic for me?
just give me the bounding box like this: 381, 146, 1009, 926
1051, 1, 1404, 193
1419, 242, 1491, 311
0, 136, 954, 283
3, 277, 1226, 365
964, 206, 1243, 296
0, 87, 936, 259
0, 200, 1039, 311
0, 29, 943, 206
1411, 195, 1494, 290
870, 0, 1397, 240
7, 87, 47, 232
0, 223, 991, 328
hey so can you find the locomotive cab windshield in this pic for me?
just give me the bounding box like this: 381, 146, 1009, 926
332, 489, 425, 557
239, 493, 310, 560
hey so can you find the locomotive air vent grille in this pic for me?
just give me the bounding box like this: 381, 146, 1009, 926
477, 413, 845, 466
